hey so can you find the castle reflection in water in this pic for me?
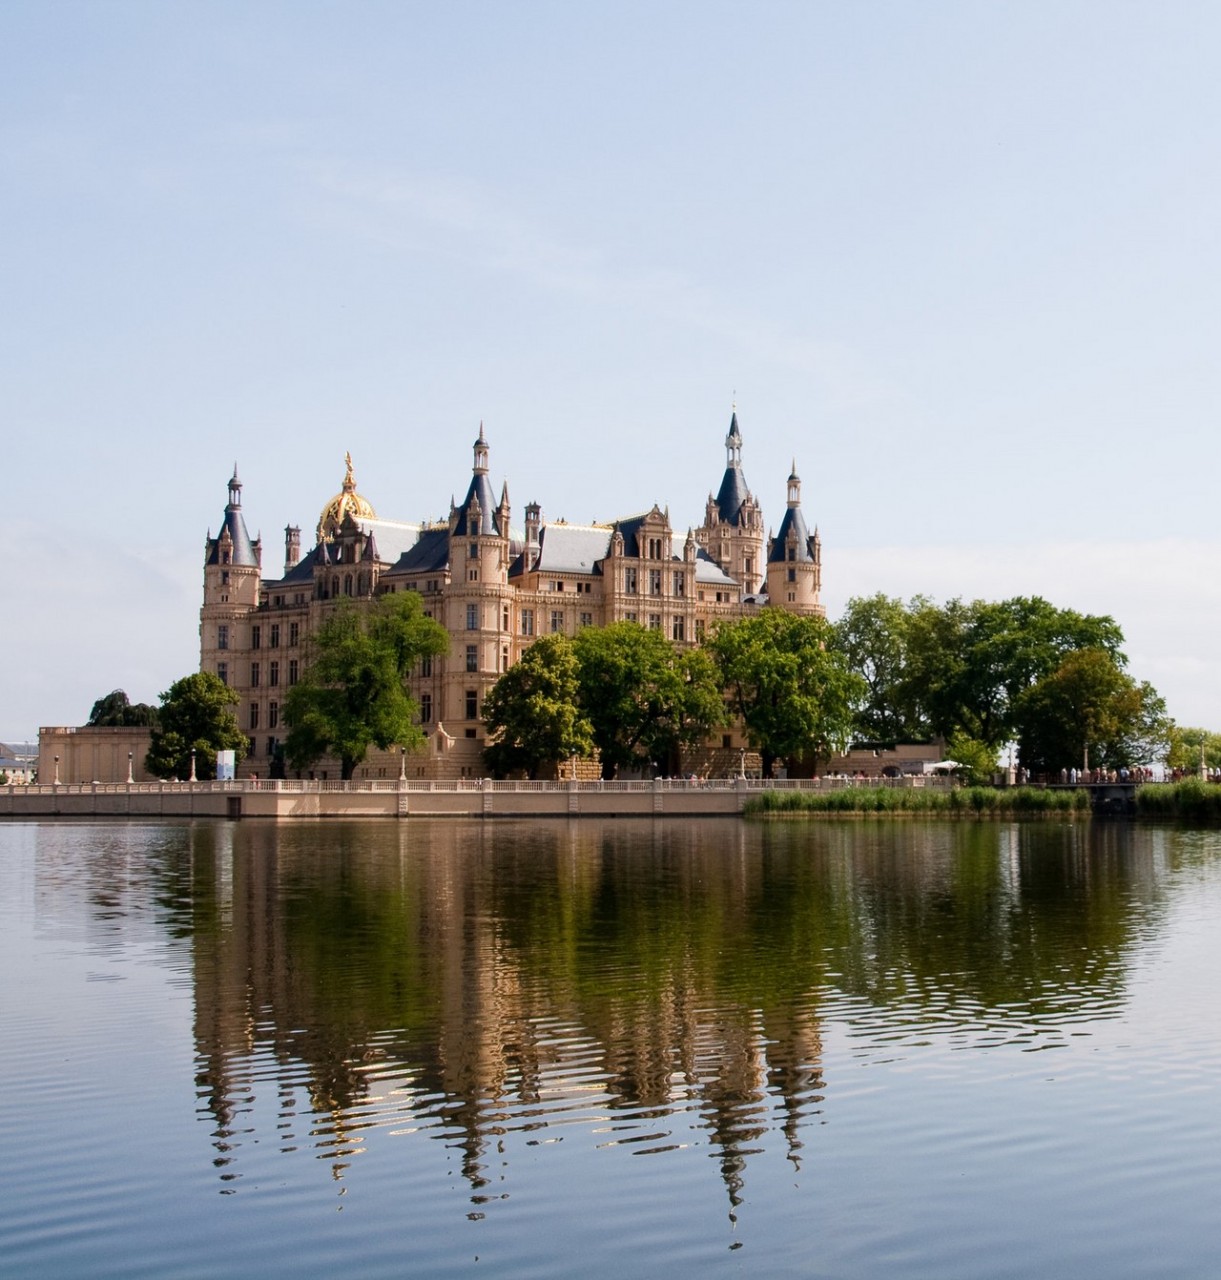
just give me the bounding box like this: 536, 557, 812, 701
127, 818, 1169, 1206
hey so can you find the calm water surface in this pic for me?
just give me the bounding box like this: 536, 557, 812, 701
2, 817, 1220, 1278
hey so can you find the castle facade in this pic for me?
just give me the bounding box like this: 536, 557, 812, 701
200, 415, 824, 779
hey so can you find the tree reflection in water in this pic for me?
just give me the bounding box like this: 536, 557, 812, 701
137, 817, 1168, 1206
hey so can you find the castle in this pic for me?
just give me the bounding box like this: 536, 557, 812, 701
200, 414, 824, 779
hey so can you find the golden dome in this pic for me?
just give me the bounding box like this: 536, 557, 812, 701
317, 452, 376, 542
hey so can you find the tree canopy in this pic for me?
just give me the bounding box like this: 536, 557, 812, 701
709, 610, 864, 778
1014, 648, 1170, 774
1165, 726, 1221, 774
145, 672, 247, 780
283, 592, 449, 779
482, 634, 594, 778
571, 621, 726, 778
831, 593, 1130, 751
87, 689, 160, 727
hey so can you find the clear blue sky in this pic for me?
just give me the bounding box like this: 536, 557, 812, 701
4, 1, 1219, 740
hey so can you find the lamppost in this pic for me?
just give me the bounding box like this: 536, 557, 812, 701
127, 751, 134, 785
53, 755, 60, 786
399, 745, 407, 782
189, 750, 197, 783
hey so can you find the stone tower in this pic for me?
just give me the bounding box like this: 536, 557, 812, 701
200, 467, 262, 685
696, 411, 766, 595
765, 462, 824, 617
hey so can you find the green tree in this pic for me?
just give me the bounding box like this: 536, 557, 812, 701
906, 596, 1126, 749
283, 593, 448, 779
145, 672, 247, 780
943, 732, 998, 786
87, 689, 160, 727
709, 609, 865, 778
482, 634, 594, 778
831, 593, 926, 741
1165, 726, 1221, 774
571, 622, 726, 778
1015, 647, 1170, 775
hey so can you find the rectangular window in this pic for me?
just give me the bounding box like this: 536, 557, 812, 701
624, 611, 638, 622
420, 693, 432, 724
289, 622, 299, 646
251, 662, 260, 687
624, 567, 638, 594
788, 567, 796, 582
269, 701, 279, 729
269, 661, 280, 687
745, 557, 753, 575
466, 644, 478, 673
217, 662, 228, 685
648, 614, 662, 631
551, 610, 564, 634
270, 624, 280, 648
251, 625, 261, 650
521, 609, 535, 636
695, 619, 705, 640
469, 542, 479, 560
217, 624, 229, 651
673, 571, 685, 597
466, 603, 478, 630
648, 537, 663, 559
553, 580, 564, 592
249, 703, 260, 730
672, 617, 685, 642
420, 655, 432, 678
288, 659, 298, 687
649, 569, 662, 596
267, 736, 278, 758
502, 605, 510, 631
580, 612, 593, 628
465, 690, 478, 720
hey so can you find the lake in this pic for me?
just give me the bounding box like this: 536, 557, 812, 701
2, 817, 1219, 1278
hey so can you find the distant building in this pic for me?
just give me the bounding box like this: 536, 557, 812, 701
0, 742, 37, 784
37, 727, 154, 785
201, 415, 825, 780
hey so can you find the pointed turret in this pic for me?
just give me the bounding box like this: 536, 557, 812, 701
207, 466, 260, 568
453, 425, 502, 536
766, 461, 824, 617
696, 408, 765, 594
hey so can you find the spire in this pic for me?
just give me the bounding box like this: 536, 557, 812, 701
769, 461, 812, 564
715, 410, 750, 525
473, 423, 489, 475
208, 467, 259, 567
725, 411, 742, 468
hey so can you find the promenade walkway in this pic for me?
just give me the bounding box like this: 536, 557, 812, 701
0, 774, 955, 821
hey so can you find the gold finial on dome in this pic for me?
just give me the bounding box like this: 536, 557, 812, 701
317, 453, 377, 542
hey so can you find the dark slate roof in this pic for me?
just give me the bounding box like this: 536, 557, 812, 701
391, 526, 452, 574
609, 513, 651, 558
452, 472, 501, 536
769, 505, 814, 563
207, 501, 259, 567
714, 464, 750, 525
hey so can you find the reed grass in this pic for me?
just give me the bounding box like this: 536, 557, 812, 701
1135, 779, 1221, 820
744, 785, 1092, 817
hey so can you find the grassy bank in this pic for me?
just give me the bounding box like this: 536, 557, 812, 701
1135, 779, 1221, 820
745, 785, 1092, 817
